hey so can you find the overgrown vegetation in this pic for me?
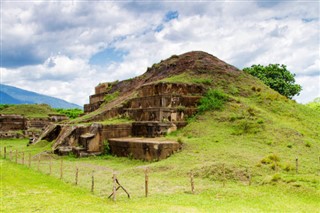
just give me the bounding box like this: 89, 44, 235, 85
104, 91, 120, 103
54, 108, 83, 119
197, 89, 228, 113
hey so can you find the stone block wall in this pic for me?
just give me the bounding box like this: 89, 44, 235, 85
26, 118, 51, 129
0, 115, 26, 131
128, 95, 201, 108
101, 124, 132, 138
126, 108, 196, 122
138, 82, 205, 97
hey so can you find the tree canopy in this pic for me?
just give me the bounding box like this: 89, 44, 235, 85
243, 64, 302, 99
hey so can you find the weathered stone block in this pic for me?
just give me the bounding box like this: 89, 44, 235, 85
108, 138, 181, 161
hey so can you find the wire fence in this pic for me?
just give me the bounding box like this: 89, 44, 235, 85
1, 146, 320, 200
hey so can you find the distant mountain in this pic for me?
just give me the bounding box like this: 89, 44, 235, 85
0, 84, 81, 109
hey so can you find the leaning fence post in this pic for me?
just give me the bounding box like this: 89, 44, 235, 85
145, 167, 149, 197
112, 172, 117, 201
295, 157, 299, 174
190, 172, 195, 194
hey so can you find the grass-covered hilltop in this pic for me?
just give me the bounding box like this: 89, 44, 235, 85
2, 51, 320, 212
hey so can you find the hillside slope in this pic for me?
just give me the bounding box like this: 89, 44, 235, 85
0, 84, 81, 109
78, 50, 320, 186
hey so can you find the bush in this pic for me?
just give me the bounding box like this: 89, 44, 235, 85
197, 89, 228, 113
261, 153, 280, 164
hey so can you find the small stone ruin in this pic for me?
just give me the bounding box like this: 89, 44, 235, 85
0, 113, 68, 139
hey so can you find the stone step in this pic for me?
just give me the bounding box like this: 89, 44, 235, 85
108, 137, 181, 161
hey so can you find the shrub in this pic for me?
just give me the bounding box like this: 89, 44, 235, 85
281, 162, 294, 172
197, 89, 228, 113
261, 153, 280, 164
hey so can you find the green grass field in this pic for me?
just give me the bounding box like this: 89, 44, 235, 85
1, 136, 320, 212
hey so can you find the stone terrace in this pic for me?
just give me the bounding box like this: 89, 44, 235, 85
37, 82, 205, 161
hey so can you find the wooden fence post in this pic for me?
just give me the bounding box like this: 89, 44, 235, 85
190, 172, 195, 194
295, 157, 299, 174
28, 153, 31, 168
112, 172, 117, 201
3, 147, 6, 159
15, 150, 18, 163
60, 159, 63, 179
145, 167, 149, 197
75, 167, 79, 185
9, 151, 12, 161
91, 170, 95, 193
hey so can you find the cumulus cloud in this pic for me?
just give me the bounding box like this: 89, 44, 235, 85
1, 0, 319, 105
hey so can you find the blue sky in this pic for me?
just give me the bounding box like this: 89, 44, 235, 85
1, 0, 319, 105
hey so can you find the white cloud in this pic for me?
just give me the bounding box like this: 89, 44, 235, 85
1, 1, 319, 106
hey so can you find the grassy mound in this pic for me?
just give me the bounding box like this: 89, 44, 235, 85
0, 104, 57, 118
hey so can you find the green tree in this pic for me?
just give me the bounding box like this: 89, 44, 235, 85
243, 64, 302, 99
